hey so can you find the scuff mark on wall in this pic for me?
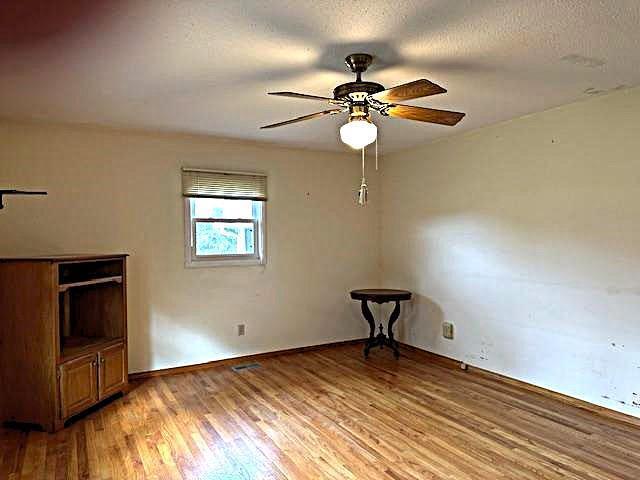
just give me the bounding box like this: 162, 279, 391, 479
605, 286, 640, 296
561, 54, 606, 68
479, 340, 492, 361
584, 87, 605, 96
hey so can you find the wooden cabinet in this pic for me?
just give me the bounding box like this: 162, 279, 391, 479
59, 354, 99, 419
58, 343, 127, 420
98, 343, 127, 400
0, 254, 128, 432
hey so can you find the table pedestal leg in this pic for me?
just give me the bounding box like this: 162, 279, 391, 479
361, 300, 376, 358
387, 301, 401, 359
361, 300, 402, 359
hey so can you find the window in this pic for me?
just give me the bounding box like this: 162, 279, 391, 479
183, 168, 267, 267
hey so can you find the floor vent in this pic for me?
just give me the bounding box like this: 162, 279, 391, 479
231, 362, 261, 372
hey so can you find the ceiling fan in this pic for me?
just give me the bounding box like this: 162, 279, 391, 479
261, 53, 465, 149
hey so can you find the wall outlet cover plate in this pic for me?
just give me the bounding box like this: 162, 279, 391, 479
443, 322, 454, 340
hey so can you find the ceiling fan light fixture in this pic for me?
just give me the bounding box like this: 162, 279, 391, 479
340, 116, 377, 149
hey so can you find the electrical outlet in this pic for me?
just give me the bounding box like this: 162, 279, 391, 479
442, 322, 454, 340
237, 324, 245, 336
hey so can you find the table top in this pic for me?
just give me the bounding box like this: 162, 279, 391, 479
350, 289, 412, 303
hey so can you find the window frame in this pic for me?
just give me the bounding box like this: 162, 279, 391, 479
184, 197, 266, 268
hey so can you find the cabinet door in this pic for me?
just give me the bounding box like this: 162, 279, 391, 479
59, 354, 98, 420
98, 343, 126, 400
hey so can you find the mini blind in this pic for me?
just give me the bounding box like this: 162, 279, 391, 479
182, 168, 267, 201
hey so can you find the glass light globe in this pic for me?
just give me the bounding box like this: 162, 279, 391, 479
340, 118, 377, 149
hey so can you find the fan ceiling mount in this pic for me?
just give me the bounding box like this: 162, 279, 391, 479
261, 52, 466, 149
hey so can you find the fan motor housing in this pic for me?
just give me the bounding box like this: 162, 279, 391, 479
333, 81, 385, 101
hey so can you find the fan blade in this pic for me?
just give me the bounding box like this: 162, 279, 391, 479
268, 91, 340, 103
260, 108, 344, 129
385, 105, 465, 126
371, 79, 446, 102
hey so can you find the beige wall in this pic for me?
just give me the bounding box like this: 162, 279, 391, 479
4, 87, 640, 418
381, 86, 640, 417
0, 122, 380, 373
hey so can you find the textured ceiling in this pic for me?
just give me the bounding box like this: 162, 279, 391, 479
1, 0, 639, 152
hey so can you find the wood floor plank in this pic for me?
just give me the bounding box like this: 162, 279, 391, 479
2, 343, 639, 479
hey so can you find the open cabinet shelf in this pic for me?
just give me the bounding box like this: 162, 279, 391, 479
58, 260, 126, 364
60, 336, 124, 361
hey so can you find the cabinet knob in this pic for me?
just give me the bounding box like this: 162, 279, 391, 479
91, 361, 96, 366
100, 358, 105, 363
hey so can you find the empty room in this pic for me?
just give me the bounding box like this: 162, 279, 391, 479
1, 1, 639, 479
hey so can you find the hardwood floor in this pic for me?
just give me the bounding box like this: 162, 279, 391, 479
2, 343, 639, 479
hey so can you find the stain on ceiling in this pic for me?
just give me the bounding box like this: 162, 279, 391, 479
0, 0, 639, 152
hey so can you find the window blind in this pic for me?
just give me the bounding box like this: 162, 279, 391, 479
182, 168, 267, 201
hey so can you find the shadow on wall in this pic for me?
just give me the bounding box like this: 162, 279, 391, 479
396, 294, 444, 345
396, 292, 527, 374
126, 252, 153, 374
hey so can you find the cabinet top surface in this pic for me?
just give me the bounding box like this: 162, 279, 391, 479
0, 254, 128, 262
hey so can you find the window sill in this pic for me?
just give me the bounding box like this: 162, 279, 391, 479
185, 257, 266, 269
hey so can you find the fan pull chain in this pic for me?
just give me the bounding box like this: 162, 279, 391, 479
375, 137, 378, 171
357, 147, 368, 206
